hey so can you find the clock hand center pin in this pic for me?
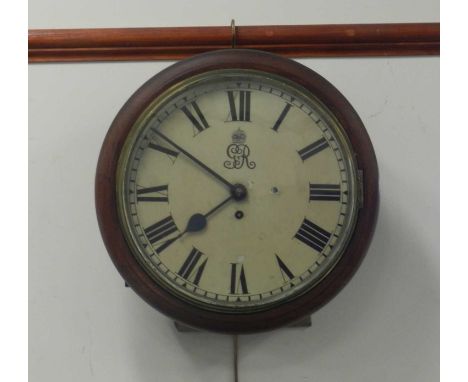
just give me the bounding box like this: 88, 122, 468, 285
231, 183, 247, 201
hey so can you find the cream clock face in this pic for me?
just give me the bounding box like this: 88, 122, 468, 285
117, 70, 359, 312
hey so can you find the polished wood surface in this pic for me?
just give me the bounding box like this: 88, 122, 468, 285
29, 23, 439, 63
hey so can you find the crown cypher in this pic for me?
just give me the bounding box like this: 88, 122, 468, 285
232, 128, 246, 144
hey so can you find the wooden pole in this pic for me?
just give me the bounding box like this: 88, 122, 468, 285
28, 23, 439, 63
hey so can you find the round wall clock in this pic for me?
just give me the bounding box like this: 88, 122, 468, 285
96, 49, 379, 333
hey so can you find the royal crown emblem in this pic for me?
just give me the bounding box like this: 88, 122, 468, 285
224, 128, 256, 170
231, 128, 247, 144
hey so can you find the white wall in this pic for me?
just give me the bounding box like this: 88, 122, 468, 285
29, 1, 439, 381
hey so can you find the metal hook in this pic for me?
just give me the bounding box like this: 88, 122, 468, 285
231, 19, 237, 48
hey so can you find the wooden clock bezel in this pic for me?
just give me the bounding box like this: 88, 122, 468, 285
95, 49, 379, 334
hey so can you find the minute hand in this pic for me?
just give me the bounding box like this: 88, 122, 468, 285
152, 128, 235, 191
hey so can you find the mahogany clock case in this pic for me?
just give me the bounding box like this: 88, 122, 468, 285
95, 49, 379, 333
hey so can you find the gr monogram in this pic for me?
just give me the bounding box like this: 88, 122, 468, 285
223, 128, 256, 170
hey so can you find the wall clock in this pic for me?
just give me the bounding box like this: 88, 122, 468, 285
95, 49, 379, 333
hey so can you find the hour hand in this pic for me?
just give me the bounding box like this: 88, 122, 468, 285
185, 213, 207, 233
155, 192, 238, 253
183, 194, 234, 234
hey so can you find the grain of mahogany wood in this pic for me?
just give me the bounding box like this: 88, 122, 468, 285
29, 23, 439, 63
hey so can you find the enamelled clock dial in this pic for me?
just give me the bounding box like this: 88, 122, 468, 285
96, 49, 379, 333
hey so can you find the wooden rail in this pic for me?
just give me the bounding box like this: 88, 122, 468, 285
28, 23, 440, 63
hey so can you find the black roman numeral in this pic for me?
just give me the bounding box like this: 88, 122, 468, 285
295, 218, 331, 252
144, 216, 179, 253
230, 263, 248, 294
181, 101, 209, 133
309, 184, 341, 201
297, 137, 329, 161
227, 91, 251, 122
275, 255, 294, 281
136, 185, 169, 202
148, 142, 179, 158
178, 248, 207, 285
272, 102, 292, 131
